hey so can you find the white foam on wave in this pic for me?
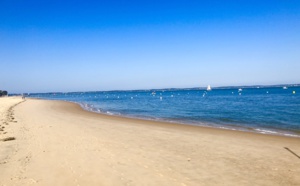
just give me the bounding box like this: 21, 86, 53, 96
255, 128, 300, 137
219, 126, 237, 131
255, 128, 279, 134
283, 133, 300, 137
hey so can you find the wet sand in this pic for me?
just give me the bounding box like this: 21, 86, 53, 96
1, 97, 300, 185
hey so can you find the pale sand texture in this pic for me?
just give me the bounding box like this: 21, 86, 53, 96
0, 97, 300, 186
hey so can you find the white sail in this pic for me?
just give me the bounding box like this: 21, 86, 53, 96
207, 85, 212, 91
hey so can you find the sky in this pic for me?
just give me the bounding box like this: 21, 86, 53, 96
1, 0, 300, 93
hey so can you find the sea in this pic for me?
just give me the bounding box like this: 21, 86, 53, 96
27, 85, 300, 137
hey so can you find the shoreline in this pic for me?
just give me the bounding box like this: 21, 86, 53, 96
78, 101, 300, 138
30, 97, 300, 138
1, 97, 300, 185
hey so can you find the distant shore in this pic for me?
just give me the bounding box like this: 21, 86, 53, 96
1, 97, 300, 185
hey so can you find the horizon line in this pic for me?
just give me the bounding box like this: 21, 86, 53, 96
9, 83, 300, 95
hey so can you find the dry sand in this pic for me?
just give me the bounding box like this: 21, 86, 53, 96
0, 97, 300, 186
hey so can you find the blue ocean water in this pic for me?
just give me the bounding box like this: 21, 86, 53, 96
28, 86, 300, 137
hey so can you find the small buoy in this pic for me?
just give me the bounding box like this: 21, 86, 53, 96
293, 91, 296, 94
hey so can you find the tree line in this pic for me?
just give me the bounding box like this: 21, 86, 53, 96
0, 90, 8, 96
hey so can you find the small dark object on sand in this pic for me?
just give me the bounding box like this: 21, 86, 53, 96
1, 137, 16, 141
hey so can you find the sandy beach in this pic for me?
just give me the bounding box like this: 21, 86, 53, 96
0, 97, 299, 186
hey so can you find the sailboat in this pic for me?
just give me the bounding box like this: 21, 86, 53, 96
207, 85, 212, 91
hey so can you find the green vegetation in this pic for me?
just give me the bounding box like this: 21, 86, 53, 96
0, 90, 8, 97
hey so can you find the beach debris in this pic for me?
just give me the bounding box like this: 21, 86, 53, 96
1, 137, 16, 142
284, 147, 300, 159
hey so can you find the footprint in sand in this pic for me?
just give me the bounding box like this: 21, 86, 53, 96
1, 137, 16, 142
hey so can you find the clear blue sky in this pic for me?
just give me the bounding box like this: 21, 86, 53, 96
1, 0, 300, 93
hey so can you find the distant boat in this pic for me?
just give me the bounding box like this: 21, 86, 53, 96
283, 86, 288, 89
238, 88, 242, 92
207, 85, 212, 91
